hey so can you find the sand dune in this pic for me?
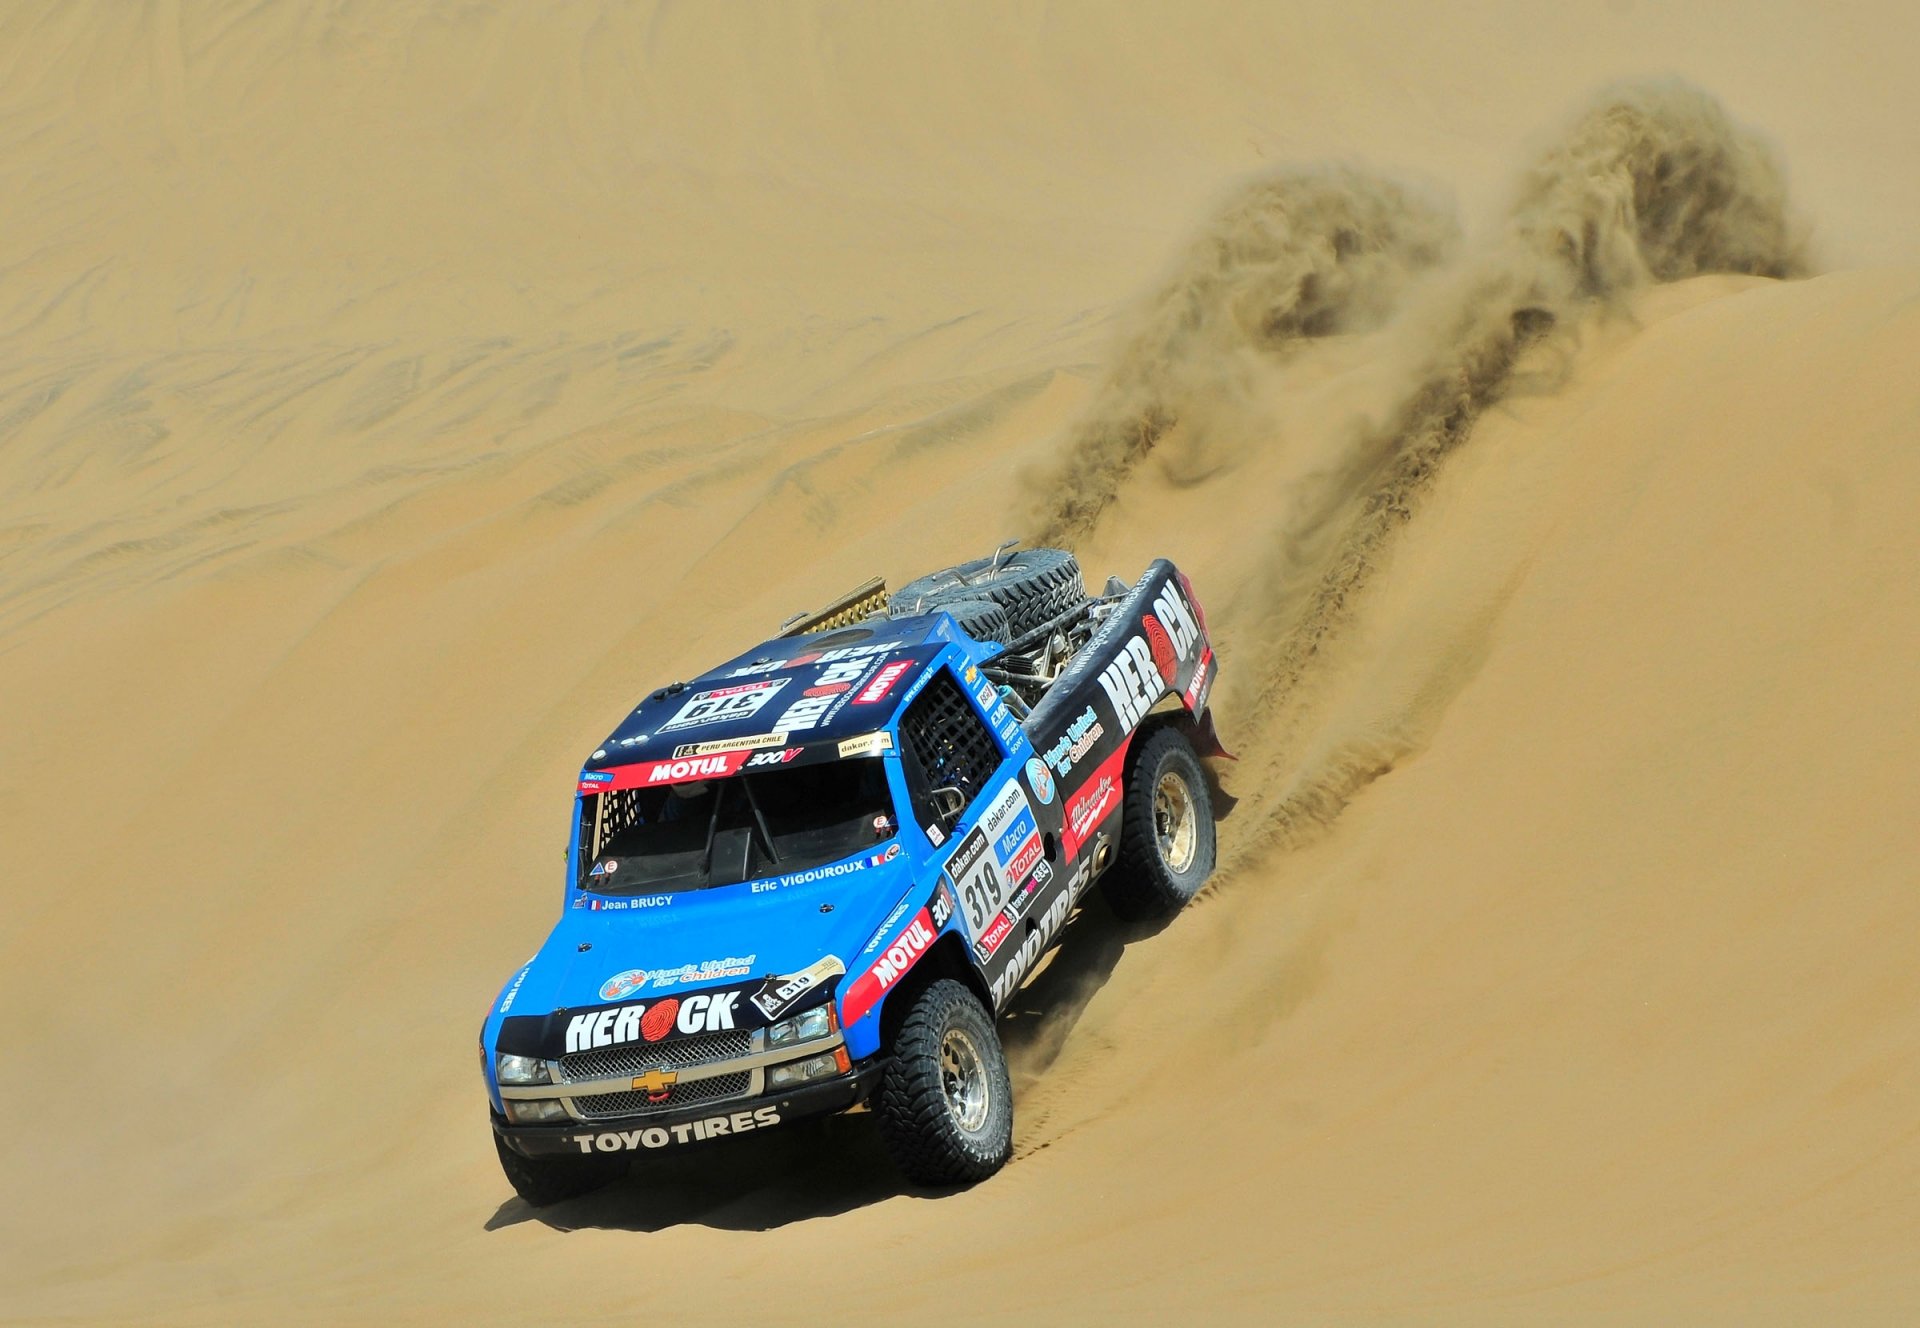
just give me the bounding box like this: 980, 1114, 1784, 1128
4, 3, 1919, 1323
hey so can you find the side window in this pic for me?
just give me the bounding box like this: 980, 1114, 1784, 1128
577, 788, 646, 885
898, 669, 1000, 830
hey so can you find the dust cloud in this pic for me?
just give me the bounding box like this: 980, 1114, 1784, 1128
1031, 79, 1808, 842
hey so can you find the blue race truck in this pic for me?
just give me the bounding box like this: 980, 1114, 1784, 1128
480, 547, 1225, 1204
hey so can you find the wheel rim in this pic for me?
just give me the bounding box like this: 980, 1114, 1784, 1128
1154, 770, 1198, 874
939, 1026, 992, 1135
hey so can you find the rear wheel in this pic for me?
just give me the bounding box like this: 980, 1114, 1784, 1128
1101, 726, 1216, 922
873, 979, 1014, 1185
493, 1132, 627, 1207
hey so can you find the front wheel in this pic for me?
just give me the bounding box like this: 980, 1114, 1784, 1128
493, 1132, 627, 1207
1101, 725, 1217, 922
873, 980, 1014, 1186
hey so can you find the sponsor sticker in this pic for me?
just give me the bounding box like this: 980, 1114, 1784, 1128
647, 956, 756, 988
976, 857, 1054, 962
862, 891, 917, 956
1062, 746, 1126, 859
990, 889, 1076, 1006
1184, 646, 1214, 712
930, 880, 956, 929
1095, 635, 1165, 730
840, 909, 937, 1025
1025, 757, 1055, 804
1153, 582, 1202, 661
947, 780, 1045, 939
1143, 613, 1179, 688
574, 894, 671, 912
727, 640, 901, 679
672, 733, 785, 758
599, 970, 648, 1001
749, 955, 847, 1021
586, 750, 756, 791
745, 747, 802, 768
1041, 705, 1105, 778
658, 679, 789, 734
571, 1105, 782, 1152
975, 911, 1015, 960
496, 963, 532, 1014
854, 659, 915, 705
643, 753, 747, 784
751, 857, 872, 893
837, 731, 894, 758
994, 708, 1022, 746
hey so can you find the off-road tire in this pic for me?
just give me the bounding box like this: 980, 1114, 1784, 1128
1101, 726, 1216, 922
493, 1132, 627, 1207
892, 547, 1085, 639
928, 597, 1012, 645
873, 979, 1014, 1186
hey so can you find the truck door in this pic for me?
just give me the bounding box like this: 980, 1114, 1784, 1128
897, 665, 1075, 1011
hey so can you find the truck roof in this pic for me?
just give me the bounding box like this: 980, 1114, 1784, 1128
577, 613, 994, 786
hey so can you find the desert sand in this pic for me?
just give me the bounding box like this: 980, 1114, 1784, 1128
4, 3, 1919, 1323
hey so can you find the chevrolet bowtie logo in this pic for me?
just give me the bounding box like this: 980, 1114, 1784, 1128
632, 1069, 678, 1095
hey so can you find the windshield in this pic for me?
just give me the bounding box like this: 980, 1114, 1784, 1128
577, 758, 897, 895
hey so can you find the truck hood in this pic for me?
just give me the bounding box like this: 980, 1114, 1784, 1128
492, 843, 918, 1035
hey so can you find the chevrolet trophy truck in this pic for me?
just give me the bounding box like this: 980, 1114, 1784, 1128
480, 547, 1226, 1204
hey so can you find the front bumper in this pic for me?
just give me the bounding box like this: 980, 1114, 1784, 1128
493, 1056, 887, 1158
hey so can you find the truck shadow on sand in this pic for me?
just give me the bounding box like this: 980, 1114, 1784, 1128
484, 888, 1203, 1235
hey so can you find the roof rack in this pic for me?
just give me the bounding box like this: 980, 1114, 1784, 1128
777, 576, 890, 638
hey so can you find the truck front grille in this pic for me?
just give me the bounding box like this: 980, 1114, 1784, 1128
559, 1029, 753, 1082
571, 1072, 754, 1120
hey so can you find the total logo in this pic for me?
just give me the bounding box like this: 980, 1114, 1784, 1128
564, 990, 742, 1053
572, 1106, 780, 1152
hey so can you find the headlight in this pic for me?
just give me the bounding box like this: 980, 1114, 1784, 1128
495, 1052, 551, 1086
768, 1005, 834, 1047
767, 1049, 846, 1090
504, 1098, 569, 1124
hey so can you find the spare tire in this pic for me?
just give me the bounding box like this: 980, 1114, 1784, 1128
892, 548, 1085, 639
928, 598, 1012, 646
